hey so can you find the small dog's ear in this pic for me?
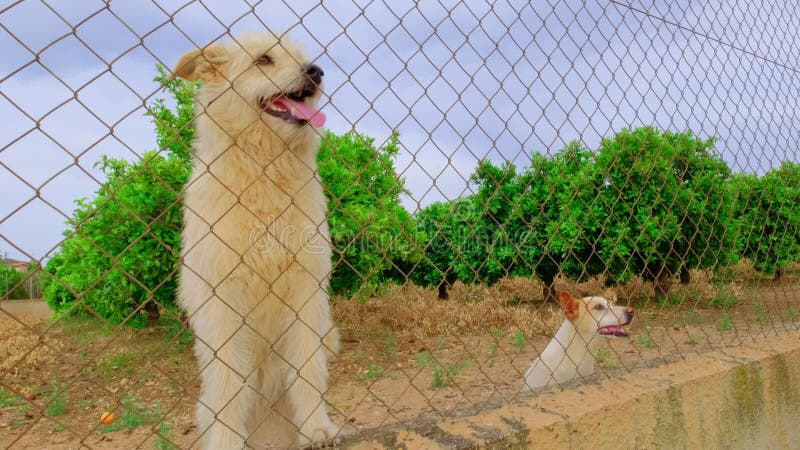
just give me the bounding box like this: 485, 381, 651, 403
559, 291, 580, 321
173, 45, 225, 82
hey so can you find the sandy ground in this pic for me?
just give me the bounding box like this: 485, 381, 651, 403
2, 270, 799, 449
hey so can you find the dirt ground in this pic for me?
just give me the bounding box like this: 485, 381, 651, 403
2, 265, 799, 449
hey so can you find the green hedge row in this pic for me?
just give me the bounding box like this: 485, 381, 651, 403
41, 71, 800, 325
413, 128, 800, 300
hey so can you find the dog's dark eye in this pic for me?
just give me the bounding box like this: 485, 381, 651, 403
257, 54, 273, 65
594, 304, 605, 311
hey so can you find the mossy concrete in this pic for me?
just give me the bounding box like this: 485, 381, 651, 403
339, 329, 800, 449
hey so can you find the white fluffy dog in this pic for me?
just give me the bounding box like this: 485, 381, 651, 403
174, 33, 339, 449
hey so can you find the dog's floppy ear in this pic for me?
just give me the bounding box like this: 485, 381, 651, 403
559, 291, 580, 321
173, 45, 226, 82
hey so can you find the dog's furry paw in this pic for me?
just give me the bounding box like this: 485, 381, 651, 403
308, 435, 341, 449
299, 421, 341, 449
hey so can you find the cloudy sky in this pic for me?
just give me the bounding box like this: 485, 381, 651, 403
1, 0, 798, 261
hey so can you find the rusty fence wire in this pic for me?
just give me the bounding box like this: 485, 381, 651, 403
2, 0, 800, 448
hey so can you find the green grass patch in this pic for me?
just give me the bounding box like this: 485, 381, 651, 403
712, 267, 736, 284
385, 336, 398, 362
58, 315, 112, 346
354, 363, 384, 382
511, 329, 525, 351
711, 284, 737, 309
414, 351, 473, 389
161, 315, 194, 354
101, 394, 162, 433
44, 381, 68, 417
0, 388, 21, 408
686, 333, 704, 345
486, 342, 499, 368
430, 358, 472, 389
45, 389, 67, 417
659, 292, 686, 307
716, 312, 733, 331
683, 310, 702, 326
751, 299, 771, 325
635, 330, 654, 348
154, 420, 177, 450
414, 352, 432, 368
595, 348, 617, 369
96, 352, 141, 382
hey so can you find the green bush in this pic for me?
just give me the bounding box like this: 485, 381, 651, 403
665, 131, 737, 281
319, 131, 423, 295
463, 142, 597, 301
462, 161, 522, 286
42, 151, 190, 325
735, 162, 800, 279
410, 197, 480, 298
43, 63, 778, 314
1, 264, 28, 299
43, 69, 194, 325
410, 131, 736, 302
565, 127, 734, 297
408, 141, 596, 302
586, 127, 682, 291
45, 66, 423, 320
526, 142, 599, 298
409, 200, 455, 297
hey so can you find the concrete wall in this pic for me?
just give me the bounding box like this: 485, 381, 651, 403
0, 299, 52, 321
342, 329, 800, 449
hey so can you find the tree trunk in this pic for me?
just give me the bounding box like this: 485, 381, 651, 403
541, 272, 557, 303
679, 266, 691, 285
774, 268, 783, 281
437, 280, 449, 300
654, 270, 673, 300
144, 300, 160, 327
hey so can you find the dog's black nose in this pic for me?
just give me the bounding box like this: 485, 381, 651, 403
306, 64, 324, 84
625, 307, 635, 324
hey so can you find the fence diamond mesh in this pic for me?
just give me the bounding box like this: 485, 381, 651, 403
1, 0, 799, 448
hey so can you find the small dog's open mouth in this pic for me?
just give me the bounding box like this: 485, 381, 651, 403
259, 92, 326, 128
598, 325, 629, 337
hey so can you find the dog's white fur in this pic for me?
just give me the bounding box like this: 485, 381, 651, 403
522, 292, 633, 391
175, 33, 339, 449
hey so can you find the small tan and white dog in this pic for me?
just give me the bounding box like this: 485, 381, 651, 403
522, 292, 634, 391
174, 33, 338, 449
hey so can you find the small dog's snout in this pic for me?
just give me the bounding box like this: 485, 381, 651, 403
626, 307, 634, 315
306, 64, 324, 84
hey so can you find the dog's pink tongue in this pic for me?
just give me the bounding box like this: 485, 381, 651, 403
274, 97, 326, 127
599, 325, 629, 336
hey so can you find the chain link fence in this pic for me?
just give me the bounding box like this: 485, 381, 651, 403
2, 0, 800, 448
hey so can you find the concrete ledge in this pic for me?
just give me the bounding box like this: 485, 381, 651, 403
340, 329, 800, 449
